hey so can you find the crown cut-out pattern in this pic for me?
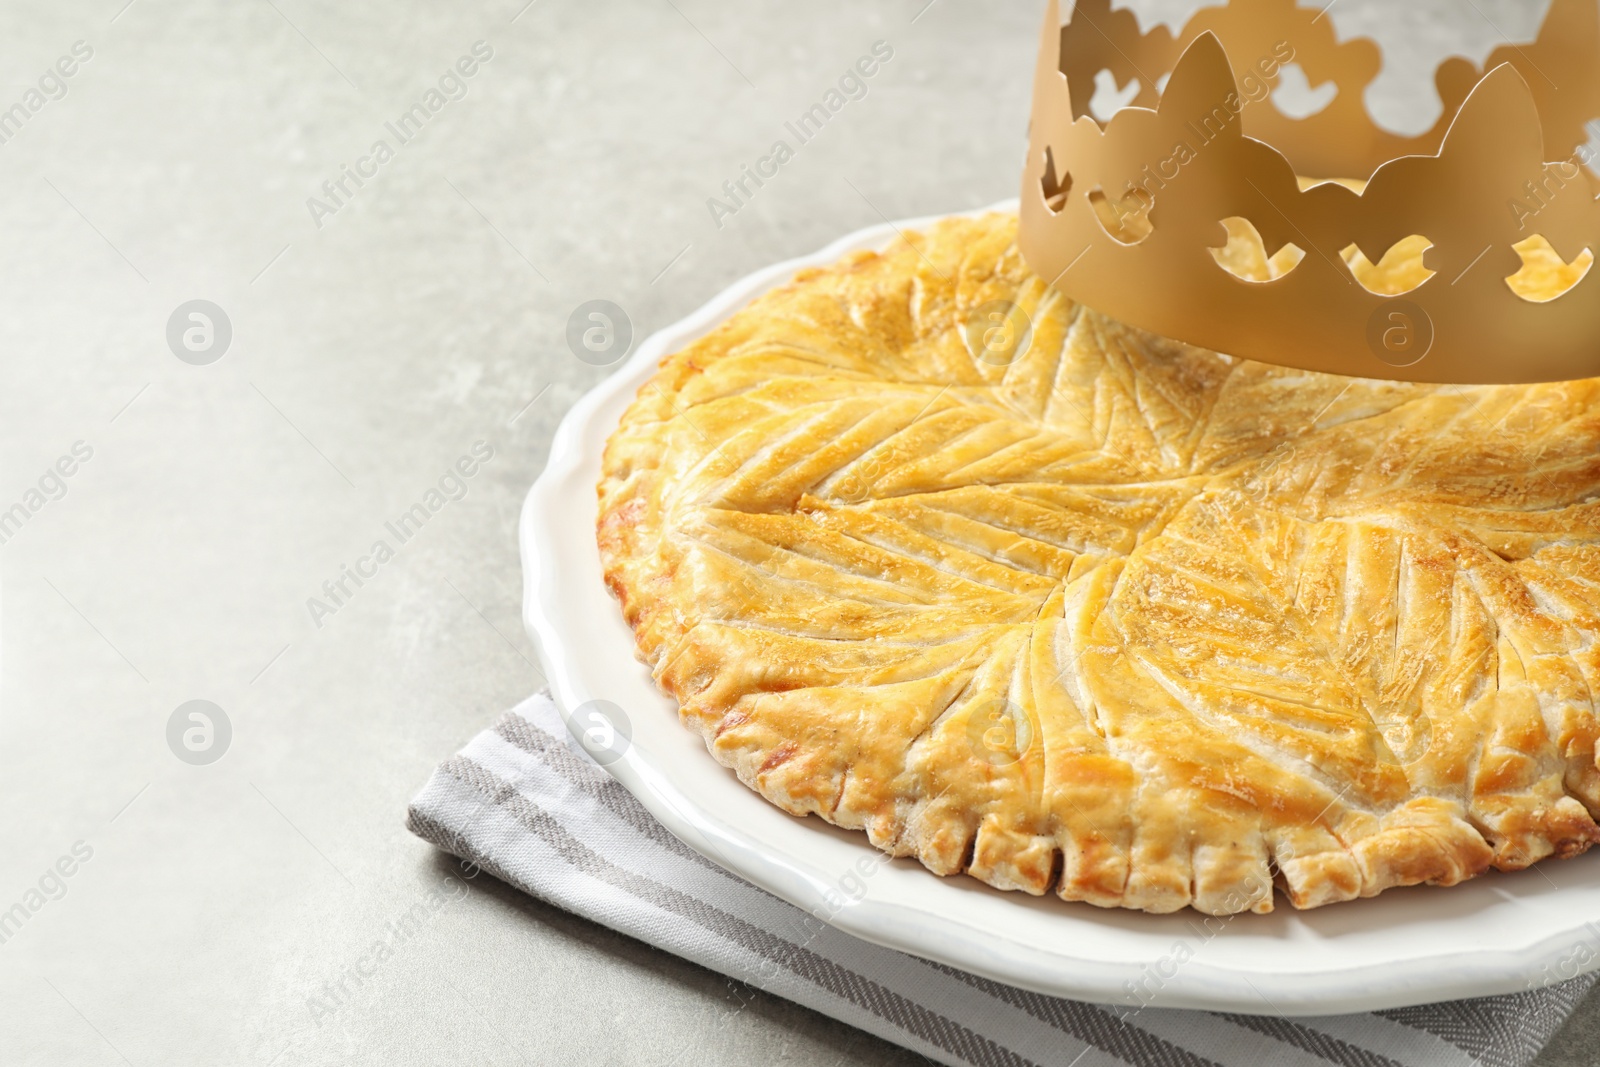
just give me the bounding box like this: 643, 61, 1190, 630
1056, 0, 1600, 179
1022, 0, 1600, 383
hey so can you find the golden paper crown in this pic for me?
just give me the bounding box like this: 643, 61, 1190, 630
1019, 0, 1600, 383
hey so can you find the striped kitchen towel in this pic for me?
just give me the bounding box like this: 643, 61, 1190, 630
406, 692, 1595, 1067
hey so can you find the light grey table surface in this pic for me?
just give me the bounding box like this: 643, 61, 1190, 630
1, 1, 1596, 1064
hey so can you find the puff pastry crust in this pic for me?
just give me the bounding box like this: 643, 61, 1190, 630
596, 212, 1600, 914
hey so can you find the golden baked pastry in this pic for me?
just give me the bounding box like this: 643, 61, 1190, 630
596, 212, 1600, 915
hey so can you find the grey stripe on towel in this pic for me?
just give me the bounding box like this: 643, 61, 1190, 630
407, 692, 1595, 1067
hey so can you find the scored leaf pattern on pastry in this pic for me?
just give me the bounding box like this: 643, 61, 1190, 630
597, 213, 1600, 914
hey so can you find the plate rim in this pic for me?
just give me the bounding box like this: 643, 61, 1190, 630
518, 198, 1600, 1015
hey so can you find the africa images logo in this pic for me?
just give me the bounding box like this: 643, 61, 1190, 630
306, 41, 495, 229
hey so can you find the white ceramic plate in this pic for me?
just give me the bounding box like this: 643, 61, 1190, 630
519, 199, 1600, 1015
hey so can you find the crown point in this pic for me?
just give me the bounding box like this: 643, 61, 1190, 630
1157, 33, 1239, 130
1445, 62, 1542, 150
